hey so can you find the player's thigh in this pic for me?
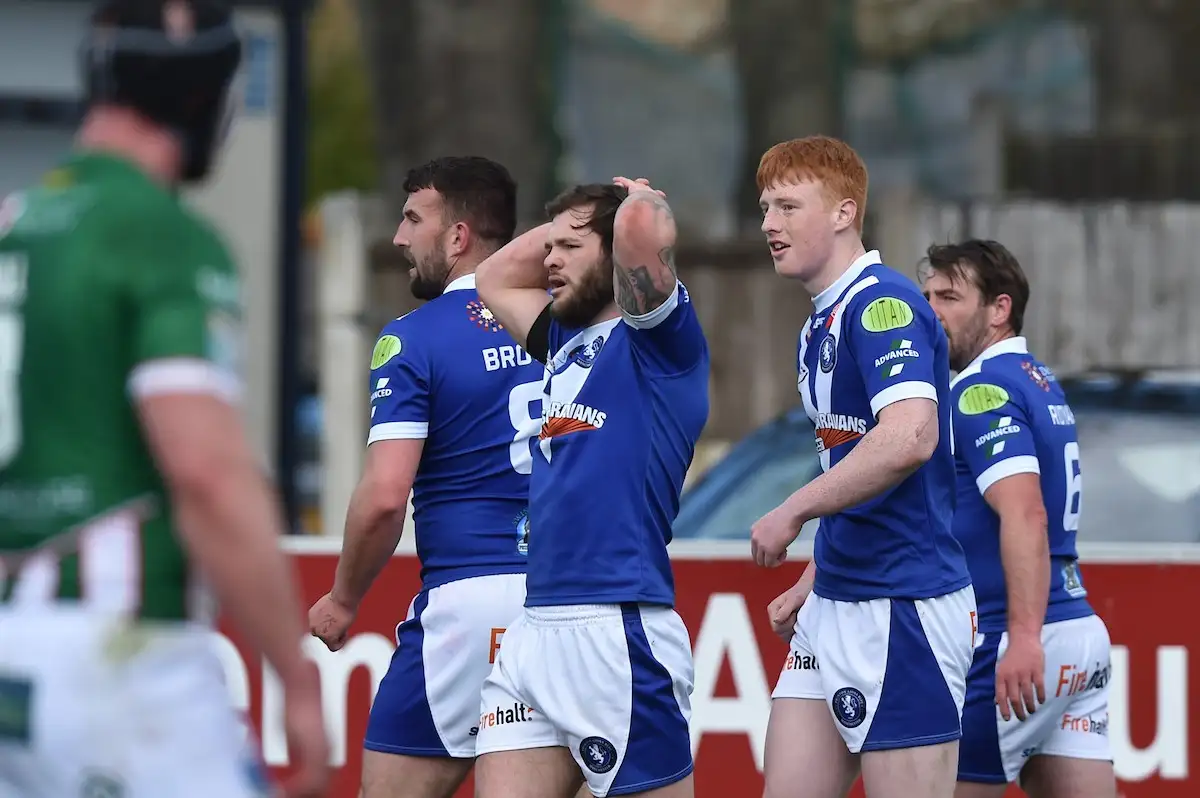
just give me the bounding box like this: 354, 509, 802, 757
813, 588, 975, 756
1020, 755, 1117, 798
1022, 615, 1115, 798
476, 747, 584, 798
367, 574, 527, 760
360, 750, 473, 798
509, 604, 695, 798
764, 699, 858, 798
861, 742, 960, 798
767, 600, 858, 798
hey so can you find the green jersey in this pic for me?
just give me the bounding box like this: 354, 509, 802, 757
0, 153, 243, 620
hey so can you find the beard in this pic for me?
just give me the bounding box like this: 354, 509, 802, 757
405, 248, 451, 301
947, 314, 990, 372
550, 260, 614, 328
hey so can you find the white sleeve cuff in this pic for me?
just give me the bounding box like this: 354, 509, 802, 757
870, 381, 938, 417
977, 455, 1041, 494
622, 282, 680, 330
367, 421, 429, 443
128, 358, 241, 404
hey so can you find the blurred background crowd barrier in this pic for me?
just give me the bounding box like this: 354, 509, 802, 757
1, 0, 1198, 537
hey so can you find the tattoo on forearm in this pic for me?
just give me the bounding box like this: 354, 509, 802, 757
615, 249, 676, 316
614, 196, 679, 316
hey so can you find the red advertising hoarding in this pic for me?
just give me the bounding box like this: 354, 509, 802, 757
216, 540, 1197, 798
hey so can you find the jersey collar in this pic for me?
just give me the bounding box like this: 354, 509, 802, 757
952, 336, 1029, 387
443, 273, 477, 294
813, 250, 882, 312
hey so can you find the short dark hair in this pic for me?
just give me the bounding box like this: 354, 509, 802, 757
402, 156, 517, 245
921, 239, 1030, 334
544, 183, 629, 257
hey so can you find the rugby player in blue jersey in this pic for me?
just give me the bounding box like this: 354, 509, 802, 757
472, 177, 709, 798
921, 240, 1116, 798
750, 136, 976, 798
308, 157, 546, 798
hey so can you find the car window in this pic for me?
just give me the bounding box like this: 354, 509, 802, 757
1075, 412, 1200, 543
675, 407, 1200, 544
675, 432, 822, 541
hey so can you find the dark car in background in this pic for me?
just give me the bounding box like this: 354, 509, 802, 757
672, 373, 1200, 544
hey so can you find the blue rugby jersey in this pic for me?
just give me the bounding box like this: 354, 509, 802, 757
797, 251, 971, 601
949, 336, 1094, 634
522, 283, 710, 607
367, 274, 546, 589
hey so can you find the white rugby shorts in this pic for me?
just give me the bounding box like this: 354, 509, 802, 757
476, 603, 694, 797
364, 572, 527, 758
958, 613, 1112, 784
0, 606, 269, 798
773, 586, 977, 753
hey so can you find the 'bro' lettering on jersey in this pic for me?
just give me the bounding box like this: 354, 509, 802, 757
796, 251, 970, 602
948, 337, 1094, 634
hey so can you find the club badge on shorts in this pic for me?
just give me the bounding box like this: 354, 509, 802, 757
579, 735, 618, 773
832, 686, 867, 728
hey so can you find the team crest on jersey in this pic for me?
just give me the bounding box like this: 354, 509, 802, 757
818, 335, 837, 373
832, 687, 867, 728
1022, 360, 1053, 391
513, 509, 530, 556
567, 336, 605, 369
579, 736, 618, 773
467, 299, 504, 332
1062, 560, 1087, 598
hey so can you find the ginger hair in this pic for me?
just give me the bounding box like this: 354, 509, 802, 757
756, 136, 869, 233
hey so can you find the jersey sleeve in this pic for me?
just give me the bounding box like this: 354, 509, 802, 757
125, 214, 242, 403
366, 320, 432, 444
624, 282, 708, 375
951, 375, 1040, 495
844, 287, 940, 417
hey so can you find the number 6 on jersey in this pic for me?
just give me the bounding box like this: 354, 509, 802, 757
1062, 441, 1081, 532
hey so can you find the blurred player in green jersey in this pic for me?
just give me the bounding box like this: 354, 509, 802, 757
0, 1, 329, 796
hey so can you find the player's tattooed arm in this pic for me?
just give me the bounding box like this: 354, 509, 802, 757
476, 222, 555, 350
612, 180, 679, 317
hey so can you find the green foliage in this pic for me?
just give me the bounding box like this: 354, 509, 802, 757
306, 1, 378, 205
